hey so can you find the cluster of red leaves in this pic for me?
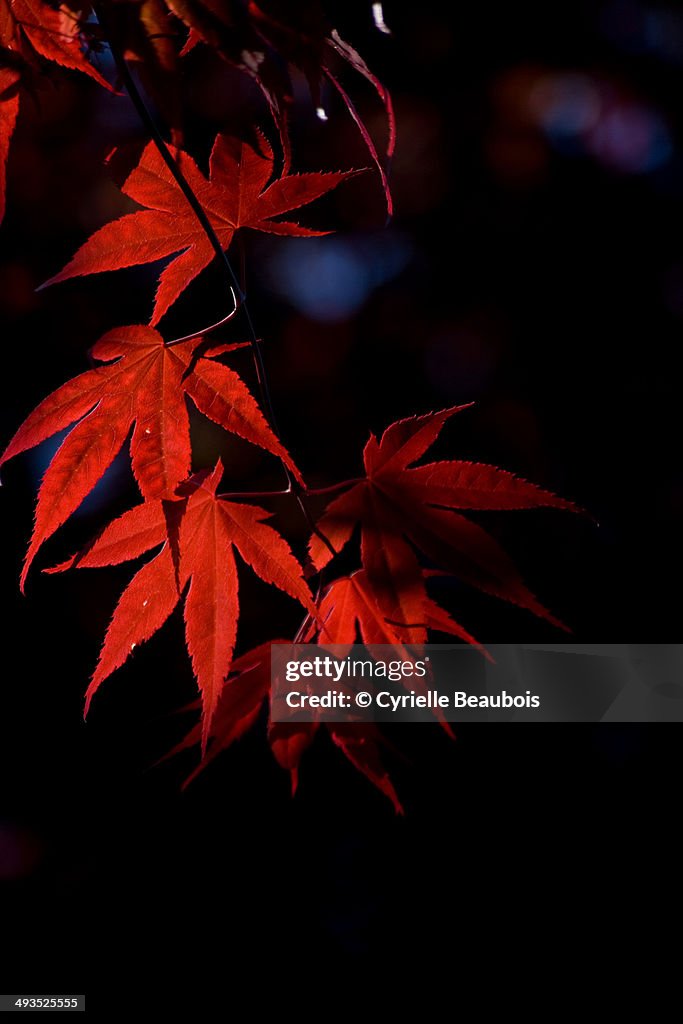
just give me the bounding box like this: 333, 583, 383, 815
1, 340, 577, 808
1, 2, 579, 809
0, 0, 394, 224
154, 405, 577, 812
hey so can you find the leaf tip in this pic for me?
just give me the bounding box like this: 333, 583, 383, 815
19, 557, 31, 595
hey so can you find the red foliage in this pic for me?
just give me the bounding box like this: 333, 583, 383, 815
0, 2, 581, 808
42, 134, 361, 323
48, 462, 315, 743
310, 407, 579, 637
0, 325, 300, 588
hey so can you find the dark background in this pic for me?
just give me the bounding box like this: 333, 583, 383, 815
1, 1, 681, 1008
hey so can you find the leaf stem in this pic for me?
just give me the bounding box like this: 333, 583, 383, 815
166, 301, 238, 346
305, 478, 363, 496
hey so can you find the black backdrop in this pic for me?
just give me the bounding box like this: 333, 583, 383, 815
1, 1, 681, 1008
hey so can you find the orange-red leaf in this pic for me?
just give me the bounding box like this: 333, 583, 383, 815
310, 408, 579, 628
42, 133, 360, 323
52, 464, 314, 735
1, 324, 301, 582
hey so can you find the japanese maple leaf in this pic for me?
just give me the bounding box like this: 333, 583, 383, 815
166, 635, 403, 810
0, 324, 301, 589
313, 567, 487, 743
42, 132, 361, 324
309, 407, 580, 632
0, 0, 111, 221
48, 463, 316, 740
317, 568, 481, 650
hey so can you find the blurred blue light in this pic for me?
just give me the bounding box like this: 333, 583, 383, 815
258, 233, 413, 322
531, 74, 601, 137
587, 106, 672, 174
530, 71, 673, 176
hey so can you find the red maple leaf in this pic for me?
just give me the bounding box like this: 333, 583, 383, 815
0, 0, 112, 221
156, 568, 489, 813
316, 567, 481, 649
41, 132, 361, 324
309, 407, 580, 633
167, 636, 404, 812
313, 567, 488, 744
266, 567, 481, 809
48, 463, 316, 741
0, 324, 301, 588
